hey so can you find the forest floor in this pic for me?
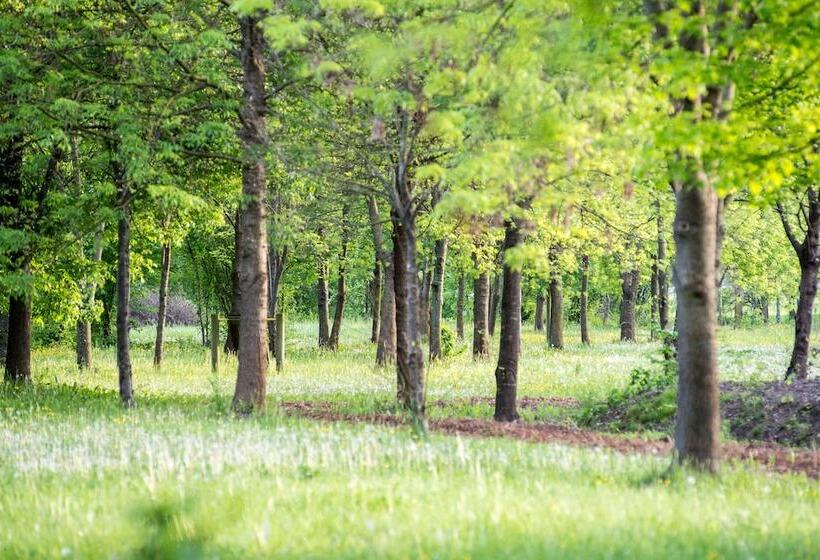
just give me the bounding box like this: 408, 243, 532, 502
1, 321, 817, 558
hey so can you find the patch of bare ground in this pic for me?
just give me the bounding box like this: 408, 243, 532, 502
281, 401, 818, 479
430, 396, 580, 410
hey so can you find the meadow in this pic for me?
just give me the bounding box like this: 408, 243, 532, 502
1, 321, 817, 559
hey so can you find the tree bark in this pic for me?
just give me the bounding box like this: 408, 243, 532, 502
392, 207, 425, 427
534, 291, 545, 332
488, 273, 501, 337
0, 312, 7, 366
232, 13, 269, 413
267, 247, 287, 356
456, 272, 465, 339
225, 209, 242, 354
370, 256, 381, 343
548, 247, 563, 349
673, 182, 720, 470
788, 264, 817, 380
580, 254, 590, 345
418, 257, 432, 340
77, 227, 104, 369
328, 238, 347, 351
429, 238, 448, 360
619, 269, 638, 342
760, 297, 769, 324
153, 242, 172, 367
657, 209, 669, 330
494, 219, 523, 422
115, 172, 134, 407
472, 271, 491, 359
4, 293, 31, 383
317, 261, 330, 348
368, 196, 395, 365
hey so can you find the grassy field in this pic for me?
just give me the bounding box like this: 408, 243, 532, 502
1, 321, 817, 559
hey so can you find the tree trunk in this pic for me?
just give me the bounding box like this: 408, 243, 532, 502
657, 210, 669, 330
580, 254, 590, 345
489, 273, 501, 337
0, 312, 7, 366
787, 263, 818, 380
101, 285, 114, 344
494, 219, 523, 422
472, 271, 490, 359
153, 242, 172, 367
673, 182, 720, 470
619, 269, 638, 342
601, 294, 611, 326
776, 297, 781, 324
77, 227, 105, 369
267, 247, 287, 356
429, 238, 448, 360
650, 261, 659, 333
370, 256, 381, 343
534, 291, 545, 332
232, 13, 269, 413
4, 293, 31, 383
392, 208, 425, 428
115, 179, 134, 407
548, 247, 563, 349
760, 297, 769, 324
317, 261, 330, 348
225, 209, 242, 354
328, 238, 347, 351
456, 272, 465, 339
733, 285, 743, 328
368, 196, 395, 365
418, 257, 432, 340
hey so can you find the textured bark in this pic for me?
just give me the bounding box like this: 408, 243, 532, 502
673, 182, 720, 470
548, 247, 563, 349
115, 175, 134, 407
153, 242, 172, 367
494, 219, 523, 422
428, 238, 448, 360
456, 273, 465, 339
488, 273, 501, 337
267, 247, 287, 356
370, 256, 381, 343
472, 271, 491, 359
534, 291, 545, 331
317, 261, 330, 348
232, 13, 269, 413
580, 254, 590, 345
619, 269, 638, 342
225, 210, 242, 354
418, 258, 432, 340
4, 294, 31, 383
392, 208, 425, 426
368, 197, 395, 365
328, 238, 347, 351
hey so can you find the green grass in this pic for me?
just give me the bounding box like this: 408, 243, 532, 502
0, 321, 816, 559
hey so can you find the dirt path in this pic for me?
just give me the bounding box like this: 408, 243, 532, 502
282, 401, 819, 479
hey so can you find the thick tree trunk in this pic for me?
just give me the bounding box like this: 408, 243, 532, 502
153, 242, 172, 367
4, 293, 31, 383
580, 254, 590, 345
370, 257, 381, 343
787, 264, 817, 380
673, 183, 720, 470
456, 272, 465, 339
225, 209, 242, 354
657, 211, 669, 330
328, 239, 347, 351
267, 247, 287, 356
534, 291, 545, 331
472, 271, 491, 358
116, 187, 134, 407
377, 263, 397, 365
429, 238, 448, 360
317, 261, 330, 348
392, 208, 425, 427
232, 13, 270, 413
494, 219, 523, 422
619, 269, 638, 342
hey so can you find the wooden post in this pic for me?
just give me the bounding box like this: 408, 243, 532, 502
210, 313, 219, 372
275, 310, 284, 372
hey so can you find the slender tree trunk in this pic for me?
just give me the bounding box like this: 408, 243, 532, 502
370, 256, 381, 343
153, 242, 172, 367
650, 260, 659, 334
494, 219, 523, 422
760, 297, 769, 324
488, 273, 501, 336
673, 182, 720, 470
419, 258, 432, 340
787, 263, 818, 380
657, 210, 669, 330
733, 285, 743, 328
77, 227, 104, 369
225, 209, 242, 354
776, 297, 781, 324
619, 269, 638, 342
429, 238, 448, 360
232, 13, 269, 413
328, 238, 347, 351
580, 254, 590, 345
548, 247, 563, 349
392, 208, 425, 427
534, 291, 545, 331
267, 247, 287, 356
472, 271, 490, 359
4, 292, 31, 383
456, 272, 465, 340
601, 294, 611, 326
101, 285, 114, 344
368, 196, 395, 365
115, 176, 134, 407
317, 261, 330, 348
